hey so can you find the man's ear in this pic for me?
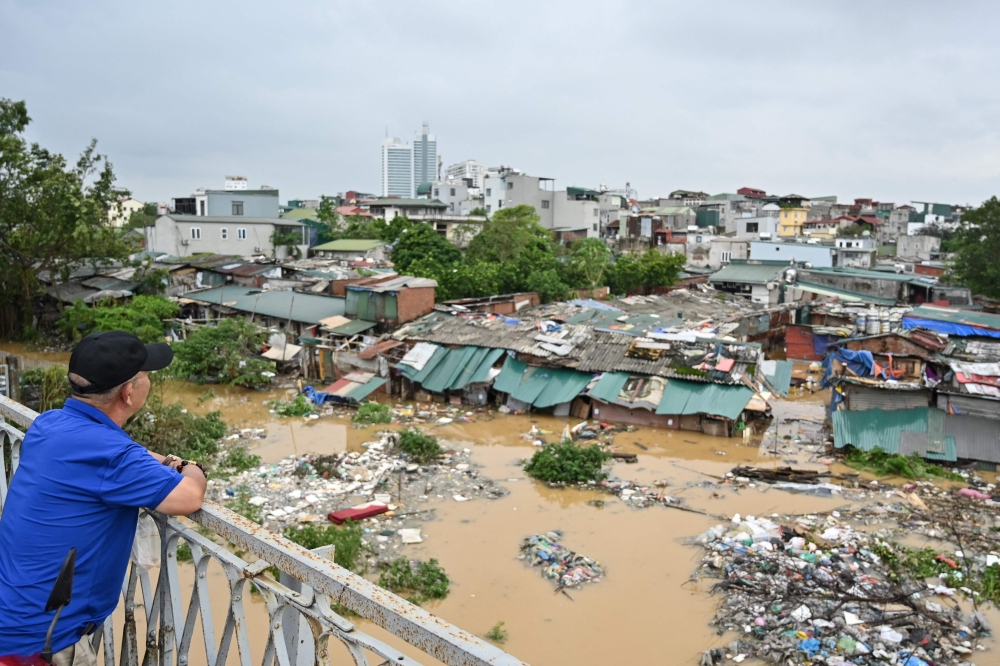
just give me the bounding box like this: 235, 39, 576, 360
120, 381, 134, 407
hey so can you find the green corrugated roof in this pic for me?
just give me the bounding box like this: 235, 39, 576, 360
589, 372, 630, 403
533, 369, 593, 408
311, 239, 387, 252
763, 360, 793, 398
451, 347, 505, 388
794, 281, 897, 306
656, 380, 753, 420
400, 346, 449, 383
510, 367, 553, 404
709, 262, 786, 285
421, 347, 474, 393
831, 407, 956, 461
328, 319, 378, 335
493, 356, 528, 394
346, 377, 386, 401
188, 285, 345, 325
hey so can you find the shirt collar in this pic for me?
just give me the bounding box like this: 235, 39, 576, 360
63, 398, 125, 433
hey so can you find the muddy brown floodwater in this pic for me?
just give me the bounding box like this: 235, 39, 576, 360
3, 342, 998, 665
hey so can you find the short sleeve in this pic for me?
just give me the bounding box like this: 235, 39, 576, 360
99, 442, 183, 509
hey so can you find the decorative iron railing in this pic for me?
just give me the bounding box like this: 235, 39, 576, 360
0, 395, 524, 666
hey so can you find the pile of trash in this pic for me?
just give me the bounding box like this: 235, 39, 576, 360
520, 421, 636, 448
691, 507, 994, 665
209, 432, 508, 564
519, 530, 605, 592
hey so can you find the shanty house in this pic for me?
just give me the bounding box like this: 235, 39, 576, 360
345, 275, 437, 327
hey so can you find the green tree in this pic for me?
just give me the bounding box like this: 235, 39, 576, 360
390, 224, 461, 273
469, 206, 488, 218
124, 202, 159, 230
466, 205, 553, 264
314, 195, 342, 244
950, 197, 1000, 299
171, 317, 276, 387
0, 98, 133, 338
837, 223, 867, 237
568, 238, 612, 289
639, 248, 686, 288
57, 294, 178, 343
525, 268, 570, 303
606, 253, 644, 295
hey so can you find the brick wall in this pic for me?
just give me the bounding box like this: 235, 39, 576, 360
396, 287, 436, 324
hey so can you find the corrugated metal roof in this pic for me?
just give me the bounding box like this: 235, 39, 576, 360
762, 360, 793, 397
421, 347, 476, 393
358, 340, 402, 360
312, 239, 387, 252
589, 372, 630, 403
709, 262, 786, 285
655, 380, 753, 420
346, 377, 386, 401
832, 408, 930, 454
794, 281, 897, 306
944, 412, 1000, 463
906, 306, 1000, 333
534, 369, 593, 408
400, 346, 449, 383
327, 319, 378, 336
188, 285, 345, 325
81, 276, 140, 292
493, 356, 527, 394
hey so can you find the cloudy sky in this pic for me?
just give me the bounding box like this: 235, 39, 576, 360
3, 1, 998, 206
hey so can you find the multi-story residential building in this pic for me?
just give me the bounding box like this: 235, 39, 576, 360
172, 186, 280, 219
749, 241, 834, 268
881, 205, 915, 243
108, 197, 145, 227
897, 235, 941, 261
737, 186, 767, 199
835, 234, 877, 269
778, 206, 808, 237
736, 215, 780, 240
445, 160, 487, 189
381, 137, 413, 198
431, 178, 473, 215
668, 189, 709, 207
413, 123, 437, 190
145, 214, 308, 259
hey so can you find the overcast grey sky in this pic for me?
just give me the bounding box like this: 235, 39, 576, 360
2, 1, 998, 206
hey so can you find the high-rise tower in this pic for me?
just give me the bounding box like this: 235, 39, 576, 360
380, 137, 413, 197
413, 123, 437, 193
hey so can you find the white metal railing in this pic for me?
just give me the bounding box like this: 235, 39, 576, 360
0, 395, 524, 666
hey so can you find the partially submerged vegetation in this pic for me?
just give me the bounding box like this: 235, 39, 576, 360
377, 557, 450, 605
397, 428, 442, 465
171, 317, 276, 388
283, 521, 370, 573
484, 621, 508, 644
269, 394, 314, 417
352, 402, 393, 424
524, 439, 611, 484
844, 446, 963, 481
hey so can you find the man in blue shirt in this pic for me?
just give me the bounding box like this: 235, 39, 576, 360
0, 331, 208, 665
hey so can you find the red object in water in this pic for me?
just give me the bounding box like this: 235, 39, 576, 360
328, 504, 388, 525
0, 655, 48, 666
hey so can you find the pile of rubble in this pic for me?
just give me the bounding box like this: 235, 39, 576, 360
691, 498, 996, 665
519, 530, 606, 592
208, 431, 508, 565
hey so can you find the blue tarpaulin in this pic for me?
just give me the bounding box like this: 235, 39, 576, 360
902, 316, 1000, 339
821, 348, 875, 388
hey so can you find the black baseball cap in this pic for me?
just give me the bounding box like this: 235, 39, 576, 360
68, 331, 173, 394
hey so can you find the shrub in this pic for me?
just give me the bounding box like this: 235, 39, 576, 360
270, 394, 314, 417
352, 402, 392, 424
125, 383, 228, 465
225, 487, 263, 524
283, 521, 369, 572
398, 428, 442, 465
844, 447, 962, 481
524, 439, 611, 484
171, 317, 275, 388
485, 621, 508, 644
20, 366, 71, 412
57, 295, 178, 343
215, 443, 261, 479
378, 557, 450, 604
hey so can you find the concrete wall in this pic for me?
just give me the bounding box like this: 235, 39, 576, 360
146, 215, 308, 258
708, 239, 748, 269
898, 235, 941, 260
554, 196, 601, 237
501, 174, 555, 228
205, 191, 280, 218
432, 180, 471, 215
750, 241, 833, 268
751, 283, 780, 306
799, 270, 907, 301
736, 216, 779, 240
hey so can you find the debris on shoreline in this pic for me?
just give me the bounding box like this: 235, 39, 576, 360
690, 488, 999, 665
208, 431, 508, 565
519, 530, 605, 592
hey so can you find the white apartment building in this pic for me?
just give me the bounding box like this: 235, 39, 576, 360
445, 159, 487, 188
381, 137, 413, 198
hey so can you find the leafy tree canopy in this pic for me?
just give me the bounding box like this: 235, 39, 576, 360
57, 295, 178, 343
390, 223, 461, 274
0, 98, 134, 337
171, 317, 276, 388
950, 196, 1000, 299
567, 238, 612, 289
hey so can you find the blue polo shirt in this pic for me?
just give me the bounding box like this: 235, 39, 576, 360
0, 399, 182, 655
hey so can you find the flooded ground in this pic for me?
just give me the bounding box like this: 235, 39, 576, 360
2, 341, 997, 665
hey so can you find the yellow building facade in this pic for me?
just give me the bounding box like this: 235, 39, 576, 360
778, 207, 807, 237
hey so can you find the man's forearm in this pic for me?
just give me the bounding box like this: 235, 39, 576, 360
180, 463, 208, 493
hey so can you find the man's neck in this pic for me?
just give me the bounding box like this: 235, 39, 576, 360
73, 398, 130, 427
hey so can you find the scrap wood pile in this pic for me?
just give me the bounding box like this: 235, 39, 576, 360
690, 494, 997, 665
519, 530, 605, 592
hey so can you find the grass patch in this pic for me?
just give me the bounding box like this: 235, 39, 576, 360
670, 366, 709, 378
353, 402, 393, 424
524, 439, 611, 484
398, 428, 442, 465
485, 621, 508, 644
378, 557, 450, 605
282, 521, 370, 573
270, 394, 314, 417
844, 447, 962, 481
215, 443, 261, 479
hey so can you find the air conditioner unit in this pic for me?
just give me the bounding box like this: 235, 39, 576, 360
181, 239, 189, 246
254, 246, 263, 253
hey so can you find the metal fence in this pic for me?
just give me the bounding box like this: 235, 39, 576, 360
0, 395, 524, 666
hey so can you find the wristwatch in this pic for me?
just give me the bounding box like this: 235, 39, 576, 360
178, 459, 208, 479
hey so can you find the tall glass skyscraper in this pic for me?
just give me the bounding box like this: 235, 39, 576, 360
380, 137, 413, 197
413, 123, 437, 191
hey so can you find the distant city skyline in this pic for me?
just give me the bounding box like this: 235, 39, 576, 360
3, 2, 999, 207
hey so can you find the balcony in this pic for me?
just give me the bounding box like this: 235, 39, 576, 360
0, 395, 523, 666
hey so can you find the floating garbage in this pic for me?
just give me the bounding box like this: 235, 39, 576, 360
519, 530, 605, 591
